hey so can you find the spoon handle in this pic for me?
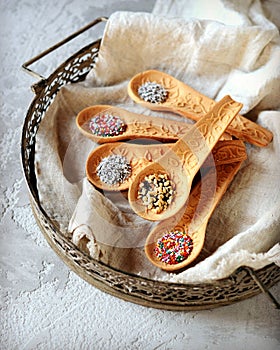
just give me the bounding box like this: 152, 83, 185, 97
189, 161, 243, 232
175, 95, 272, 147
154, 160, 244, 234
172, 95, 242, 178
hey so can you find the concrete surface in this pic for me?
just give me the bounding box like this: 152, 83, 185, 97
0, 0, 279, 349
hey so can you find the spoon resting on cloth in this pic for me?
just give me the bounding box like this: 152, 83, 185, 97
128, 95, 242, 221
86, 139, 247, 191
127, 69, 273, 147
76, 105, 199, 143
144, 160, 244, 271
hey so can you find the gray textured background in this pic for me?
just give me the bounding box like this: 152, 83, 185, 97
0, 0, 279, 349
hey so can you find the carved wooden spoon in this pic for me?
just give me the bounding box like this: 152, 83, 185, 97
128, 95, 242, 221
145, 160, 244, 271
76, 105, 194, 143
128, 69, 273, 147
86, 139, 247, 191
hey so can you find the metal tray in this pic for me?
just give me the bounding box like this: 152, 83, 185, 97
21, 17, 280, 310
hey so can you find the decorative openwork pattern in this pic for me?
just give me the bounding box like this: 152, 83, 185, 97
21, 39, 280, 310
22, 41, 100, 199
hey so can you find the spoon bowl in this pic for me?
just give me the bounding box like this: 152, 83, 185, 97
128, 69, 273, 147
128, 160, 188, 221
145, 222, 207, 272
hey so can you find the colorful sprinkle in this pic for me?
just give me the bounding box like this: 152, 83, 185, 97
154, 230, 193, 264
97, 155, 131, 185
138, 173, 175, 213
138, 81, 168, 104
89, 113, 126, 137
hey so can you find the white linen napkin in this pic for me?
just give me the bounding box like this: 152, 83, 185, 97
35, 0, 280, 283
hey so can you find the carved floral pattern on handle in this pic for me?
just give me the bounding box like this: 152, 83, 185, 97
169, 96, 243, 177
207, 141, 246, 166
182, 162, 242, 233
128, 119, 191, 138
158, 76, 214, 116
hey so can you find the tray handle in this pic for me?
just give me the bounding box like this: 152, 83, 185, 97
22, 17, 107, 83
245, 267, 280, 309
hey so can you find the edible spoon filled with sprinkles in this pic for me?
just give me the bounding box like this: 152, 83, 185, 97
128, 95, 242, 221
86, 139, 247, 191
127, 69, 273, 147
76, 104, 195, 144
145, 159, 244, 271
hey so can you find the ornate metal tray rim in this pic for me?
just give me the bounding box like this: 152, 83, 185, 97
21, 17, 280, 311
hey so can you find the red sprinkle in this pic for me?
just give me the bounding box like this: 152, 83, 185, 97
88, 113, 126, 137
154, 230, 193, 264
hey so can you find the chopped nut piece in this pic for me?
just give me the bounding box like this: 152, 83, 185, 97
137, 173, 175, 213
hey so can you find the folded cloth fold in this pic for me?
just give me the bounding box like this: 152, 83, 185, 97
88, 7, 280, 113
35, 0, 280, 283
